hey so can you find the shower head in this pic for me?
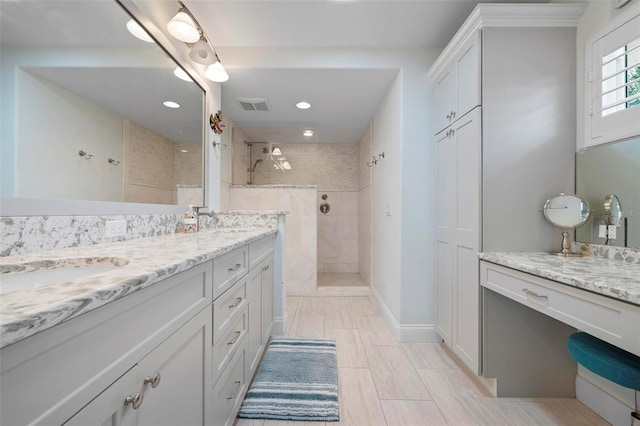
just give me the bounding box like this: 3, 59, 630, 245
248, 159, 263, 172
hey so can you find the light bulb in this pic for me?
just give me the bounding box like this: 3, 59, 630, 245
272, 147, 283, 156
205, 61, 229, 82
167, 11, 199, 43
303, 129, 314, 137
282, 161, 292, 170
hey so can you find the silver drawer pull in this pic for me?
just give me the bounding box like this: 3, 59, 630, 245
227, 331, 241, 345
227, 381, 241, 400
143, 372, 161, 388
522, 288, 548, 299
228, 263, 242, 271
229, 297, 243, 308
124, 392, 143, 409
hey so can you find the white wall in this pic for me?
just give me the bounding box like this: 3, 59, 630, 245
16, 70, 123, 202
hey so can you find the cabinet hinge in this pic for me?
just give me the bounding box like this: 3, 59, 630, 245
589, 100, 593, 116
588, 67, 594, 83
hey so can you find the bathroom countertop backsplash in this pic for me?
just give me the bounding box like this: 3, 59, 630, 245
479, 249, 640, 306
0, 227, 278, 349
1, 210, 285, 257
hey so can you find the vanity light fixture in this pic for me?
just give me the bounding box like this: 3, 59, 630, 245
126, 19, 153, 43
282, 160, 292, 170
163, 101, 181, 108
188, 37, 216, 64
173, 67, 192, 82
78, 150, 93, 160
272, 147, 283, 156
303, 129, 314, 137
296, 101, 311, 110
167, 8, 200, 43
108, 158, 121, 166
205, 60, 229, 83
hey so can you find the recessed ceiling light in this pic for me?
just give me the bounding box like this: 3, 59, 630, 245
303, 129, 314, 137
163, 101, 181, 108
126, 19, 153, 43
173, 67, 192, 82
296, 101, 311, 110
180, 149, 189, 153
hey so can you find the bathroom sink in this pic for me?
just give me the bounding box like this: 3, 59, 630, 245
0, 257, 129, 294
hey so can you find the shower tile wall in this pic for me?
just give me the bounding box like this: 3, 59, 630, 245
232, 142, 360, 276
123, 119, 202, 205
358, 122, 372, 285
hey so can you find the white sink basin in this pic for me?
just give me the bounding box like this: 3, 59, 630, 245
0, 257, 129, 294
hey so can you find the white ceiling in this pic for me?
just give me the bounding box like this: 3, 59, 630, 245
186, 0, 547, 144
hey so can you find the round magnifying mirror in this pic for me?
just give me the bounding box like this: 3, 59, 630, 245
604, 194, 622, 227
542, 194, 591, 256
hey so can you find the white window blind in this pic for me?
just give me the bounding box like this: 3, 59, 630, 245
588, 13, 640, 147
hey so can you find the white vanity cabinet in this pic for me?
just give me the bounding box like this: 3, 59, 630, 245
0, 233, 277, 426
430, 4, 585, 375
1, 261, 213, 426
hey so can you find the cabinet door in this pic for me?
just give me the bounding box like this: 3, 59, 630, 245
435, 64, 456, 134
261, 260, 274, 343
64, 366, 139, 426
451, 110, 481, 374
455, 31, 481, 121
246, 266, 263, 377
136, 308, 211, 426
436, 129, 456, 346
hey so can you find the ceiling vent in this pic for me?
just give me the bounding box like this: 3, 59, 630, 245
238, 98, 269, 111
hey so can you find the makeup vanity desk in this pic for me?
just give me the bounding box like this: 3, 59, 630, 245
479, 252, 640, 397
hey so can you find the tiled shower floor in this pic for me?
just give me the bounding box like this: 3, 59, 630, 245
318, 273, 368, 287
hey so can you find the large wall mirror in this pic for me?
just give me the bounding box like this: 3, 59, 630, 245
0, 0, 205, 208
576, 137, 639, 248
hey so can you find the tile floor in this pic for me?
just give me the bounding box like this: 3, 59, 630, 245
236, 295, 608, 426
318, 273, 368, 287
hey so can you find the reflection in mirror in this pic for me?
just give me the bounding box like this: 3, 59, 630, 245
601, 35, 640, 117
0, 0, 204, 206
604, 194, 623, 227
576, 137, 639, 248
543, 194, 591, 257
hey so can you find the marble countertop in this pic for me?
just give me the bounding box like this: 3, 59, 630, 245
0, 228, 277, 349
479, 252, 640, 306
214, 209, 289, 215
231, 185, 317, 189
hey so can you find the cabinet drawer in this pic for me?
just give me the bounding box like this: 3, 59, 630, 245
249, 235, 274, 270
213, 245, 249, 299
481, 262, 640, 356
213, 278, 247, 345
210, 342, 247, 426
213, 307, 247, 380
0, 261, 212, 426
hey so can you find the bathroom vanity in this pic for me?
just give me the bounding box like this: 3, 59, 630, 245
0, 228, 280, 426
479, 251, 640, 420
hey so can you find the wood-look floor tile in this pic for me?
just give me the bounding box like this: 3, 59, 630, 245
491, 398, 609, 426
336, 368, 387, 426
401, 342, 458, 370
356, 316, 398, 346
325, 329, 369, 368
287, 314, 325, 338
348, 296, 380, 316
365, 345, 431, 400
417, 367, 490, 398
235, 420, 326, 426
325, 298, 357, 329
298, 297, 326, 315
380, 400, 448, 426
286, 296, 301, 322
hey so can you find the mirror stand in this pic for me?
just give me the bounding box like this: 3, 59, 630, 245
555, 230, 582, 257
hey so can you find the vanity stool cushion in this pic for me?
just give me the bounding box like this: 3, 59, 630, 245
567, 332, 640, 391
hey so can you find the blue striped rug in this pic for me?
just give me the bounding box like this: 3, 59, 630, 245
238, 337, 339, 421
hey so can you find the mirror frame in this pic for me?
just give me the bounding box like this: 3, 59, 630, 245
0, 0, 210, 216
542, 194, 592, 229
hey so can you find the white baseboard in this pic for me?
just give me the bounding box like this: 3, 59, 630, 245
370, 288, 441, 343
576, 375, 633, 426
272, 313, 287, 335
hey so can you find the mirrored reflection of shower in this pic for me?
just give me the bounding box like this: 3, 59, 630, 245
248, 159, 262, 185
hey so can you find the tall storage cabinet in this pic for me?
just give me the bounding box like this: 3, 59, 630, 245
430, 4, 585, 375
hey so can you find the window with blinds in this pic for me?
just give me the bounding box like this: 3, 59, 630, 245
587, 12, 640, 147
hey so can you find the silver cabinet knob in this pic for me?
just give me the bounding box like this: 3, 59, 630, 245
144, 372, 161, 388
124, 392, 143, 409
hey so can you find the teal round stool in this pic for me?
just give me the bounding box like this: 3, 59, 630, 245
567, 332, 640, 425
